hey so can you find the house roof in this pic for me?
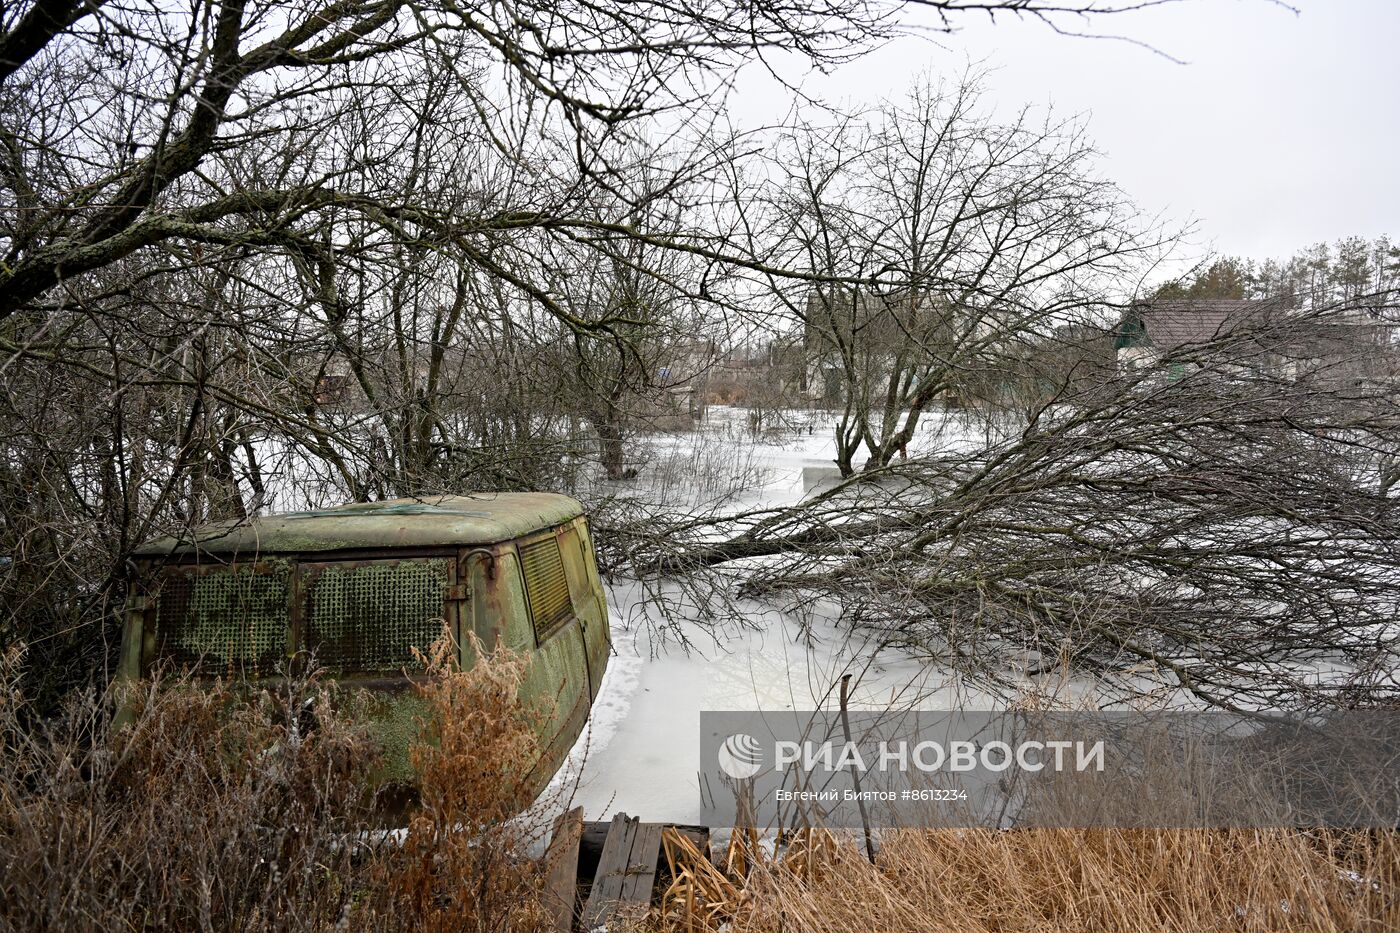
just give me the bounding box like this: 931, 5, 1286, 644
132, 494, 585, 558
1115, 299, 1280, 352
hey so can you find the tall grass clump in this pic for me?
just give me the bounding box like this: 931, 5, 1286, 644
643, 825, 1399, 932
0, 635, 556, 932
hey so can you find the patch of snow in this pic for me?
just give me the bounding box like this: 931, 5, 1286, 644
557, 582, 1002, 823
544, 406, 1103, 823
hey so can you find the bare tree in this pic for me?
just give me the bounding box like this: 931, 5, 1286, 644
0, 0, 1194, 698
757, 76, 1172, 475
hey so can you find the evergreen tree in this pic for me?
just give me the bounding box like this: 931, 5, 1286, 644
1155, 237, 1396, 310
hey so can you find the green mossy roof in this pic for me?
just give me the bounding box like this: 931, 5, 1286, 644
133, 494, 585, 558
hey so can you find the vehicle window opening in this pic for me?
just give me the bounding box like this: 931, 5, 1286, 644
303, 559, 450, 673
519, 536, 572, 643
152, 563, 290, 676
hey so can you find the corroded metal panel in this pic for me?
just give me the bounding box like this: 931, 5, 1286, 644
572, 518, 613, 703
300, 558, 449, 674
493, 541, 591, 790
356, 687, 435, 786
150, 560, 293, 676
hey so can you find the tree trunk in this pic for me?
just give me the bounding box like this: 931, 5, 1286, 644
597, 418, 626, 480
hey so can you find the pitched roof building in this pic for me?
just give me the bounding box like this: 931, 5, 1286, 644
1114, 297, 1395, 385
1113, 299, 1281, 357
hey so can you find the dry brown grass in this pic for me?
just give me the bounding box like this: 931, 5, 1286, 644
6, 637, 1398, 931
0, 636, 555, 933
640, 826, 1399, 933
369, 633, 554, 931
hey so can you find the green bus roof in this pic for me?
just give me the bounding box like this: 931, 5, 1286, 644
132, 494, 586, 558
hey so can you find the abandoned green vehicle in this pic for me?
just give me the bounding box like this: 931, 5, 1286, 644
119, 494, 610, 802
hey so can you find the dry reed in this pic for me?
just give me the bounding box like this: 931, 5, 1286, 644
640, 825, 1398, 932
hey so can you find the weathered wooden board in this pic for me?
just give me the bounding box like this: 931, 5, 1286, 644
579, 820, 612, 874
569, 819, 709, 930
543, 807, 583, 933
581, 821, 709, 870
619, 821, 663, 904
581, 813, 638, 928
579, 812, 667, 930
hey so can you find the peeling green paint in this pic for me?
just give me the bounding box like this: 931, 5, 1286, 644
358, 690, 434, 785
121, 503, 611, 805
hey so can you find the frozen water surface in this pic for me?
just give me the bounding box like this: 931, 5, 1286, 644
550, 406, 1049, 822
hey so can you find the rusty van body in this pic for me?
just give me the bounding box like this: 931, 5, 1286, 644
119, 494, 610, 801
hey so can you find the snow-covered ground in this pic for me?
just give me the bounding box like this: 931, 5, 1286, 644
554, 592, 992, 823
550, 406, 1085, 823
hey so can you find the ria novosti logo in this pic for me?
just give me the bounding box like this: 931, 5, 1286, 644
717, 732, 764, 779
716, 732, 1106, 778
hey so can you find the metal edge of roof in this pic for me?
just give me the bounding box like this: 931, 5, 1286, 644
131, 493, 586, 559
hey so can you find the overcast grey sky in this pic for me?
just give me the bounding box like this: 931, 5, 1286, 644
729, 0, 1399, 264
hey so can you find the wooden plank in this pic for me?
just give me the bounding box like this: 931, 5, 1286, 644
580, 821, 703, 881
578, 817, 696, 929
618, 822, 663, 904
543, 807, 583, 933
580, 813, 638, 929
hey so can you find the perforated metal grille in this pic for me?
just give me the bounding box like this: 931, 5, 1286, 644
520, 537, 571, 641
154, 563, 290, 676
303, 559, 449, 673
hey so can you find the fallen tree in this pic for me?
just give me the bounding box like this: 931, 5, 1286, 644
600, 297, 1400, 712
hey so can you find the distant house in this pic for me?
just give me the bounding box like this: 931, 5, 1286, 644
628, 338, 714, 430
1112, 299, 1281, 373
1113, 297, 1395, 385
312, 355, 360, 407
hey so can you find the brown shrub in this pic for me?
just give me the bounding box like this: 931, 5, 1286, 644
0, 647, 379, 931
365, 633, 554, 931
0, 636, 556, 933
